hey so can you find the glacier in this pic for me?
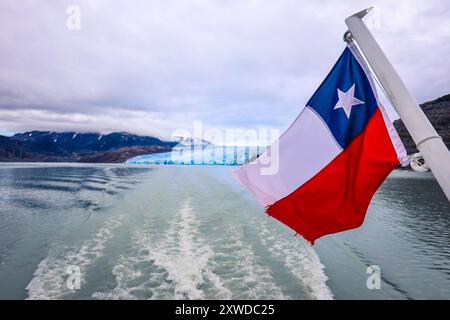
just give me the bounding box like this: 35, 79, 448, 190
126, 145, 265, 165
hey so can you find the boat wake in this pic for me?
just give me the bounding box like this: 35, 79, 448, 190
26, 215, 124, 299
93, 198, 230, 300
258, 220, 333, 300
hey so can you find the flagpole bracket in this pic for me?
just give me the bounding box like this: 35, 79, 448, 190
343, 30, 354, 43
409, 152, 430, 172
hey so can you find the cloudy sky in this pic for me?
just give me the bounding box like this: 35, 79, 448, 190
0, 0, 449, 139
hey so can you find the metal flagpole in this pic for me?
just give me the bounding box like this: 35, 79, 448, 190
344, 7, 450, 202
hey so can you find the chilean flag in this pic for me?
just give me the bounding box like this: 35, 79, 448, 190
234, 44, 407, 244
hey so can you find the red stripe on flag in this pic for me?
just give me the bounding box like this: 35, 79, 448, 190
266, 108, 399, 244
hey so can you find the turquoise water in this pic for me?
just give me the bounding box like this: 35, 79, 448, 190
0, 163, 448, 299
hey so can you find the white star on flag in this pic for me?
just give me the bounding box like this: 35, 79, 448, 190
334, 84, 364, 118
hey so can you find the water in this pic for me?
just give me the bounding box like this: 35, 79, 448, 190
0, 163, 448, 300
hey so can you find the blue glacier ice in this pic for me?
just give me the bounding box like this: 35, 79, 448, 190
126, 145, 265, 165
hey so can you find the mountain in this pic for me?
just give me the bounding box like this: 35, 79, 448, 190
0, 131, 176, 163
0, 135, 26, 160
77, 146, 172, 163
173, 136, 212, 147
393, 94, 450, 154
12, 131, 175, 153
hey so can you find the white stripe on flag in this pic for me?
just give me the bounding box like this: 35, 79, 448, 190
234, 107, 341, 207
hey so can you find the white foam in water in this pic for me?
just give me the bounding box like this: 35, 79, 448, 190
92, 254, 158, 300
92, 228, 169, 300
94, 199, 231, 300
26, 215, 124, 300
143, 199, 231, 299
258, 221, 334, 300
214, 227, 288, 299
